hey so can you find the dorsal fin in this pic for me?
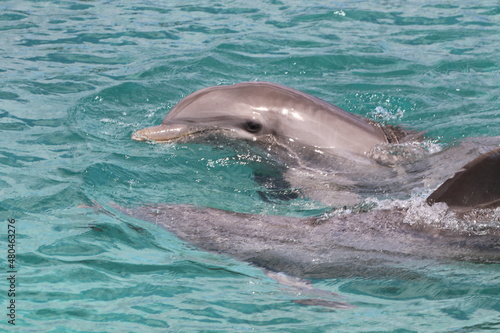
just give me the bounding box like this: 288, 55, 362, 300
426, 147, 500, 212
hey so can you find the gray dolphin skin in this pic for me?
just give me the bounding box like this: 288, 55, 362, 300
118, 203, 500, 279
128, 81, 500, 279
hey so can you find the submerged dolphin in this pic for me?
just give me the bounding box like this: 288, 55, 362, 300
127, 81, 500, 278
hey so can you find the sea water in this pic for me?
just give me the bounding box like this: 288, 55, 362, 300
1, 0, 499, 332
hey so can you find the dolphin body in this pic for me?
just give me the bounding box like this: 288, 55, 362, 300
128, 81, 500, 278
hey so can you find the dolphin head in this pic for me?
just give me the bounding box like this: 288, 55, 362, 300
132, 83, 278, 143
132, 82, 388, 160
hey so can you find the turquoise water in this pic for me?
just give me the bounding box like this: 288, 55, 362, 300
1, 0, 499, 331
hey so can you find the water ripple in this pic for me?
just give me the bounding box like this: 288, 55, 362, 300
1, 0, 499, 331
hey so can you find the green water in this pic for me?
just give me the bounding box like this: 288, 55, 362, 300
1, 0, 499, 331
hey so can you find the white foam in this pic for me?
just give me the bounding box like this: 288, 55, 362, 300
369, 140, 443, 166
366, 194, 500, 235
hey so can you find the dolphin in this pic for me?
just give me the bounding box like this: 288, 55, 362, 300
117, 201, 500, 279
132, 81, 411, 164
127, 81, 500, 279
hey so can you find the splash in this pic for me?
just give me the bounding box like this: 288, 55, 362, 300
368, 139, 442, 166
368, 194, 500, 235
368, 105, 405, 122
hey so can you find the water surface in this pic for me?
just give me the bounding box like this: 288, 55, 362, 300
1, 0, 499, 331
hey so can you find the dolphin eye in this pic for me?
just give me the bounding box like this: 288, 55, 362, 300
244, 121, 263, 133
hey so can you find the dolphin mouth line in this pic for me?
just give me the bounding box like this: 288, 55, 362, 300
132, 127, 226, 143
131, 130, 201, 142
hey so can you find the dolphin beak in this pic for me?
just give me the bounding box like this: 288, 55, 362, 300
132, 124, 202, 142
